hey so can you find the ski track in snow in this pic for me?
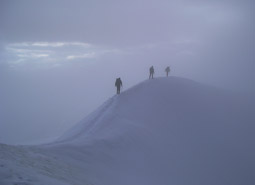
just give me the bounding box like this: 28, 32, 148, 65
54, 96, 118, 144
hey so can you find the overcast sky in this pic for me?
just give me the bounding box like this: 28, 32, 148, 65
0, 0, 254, 144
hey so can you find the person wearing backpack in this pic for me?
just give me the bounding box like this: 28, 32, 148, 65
149, 66, 154, 79
165, 66, 170, 77
115, 78, 122, 94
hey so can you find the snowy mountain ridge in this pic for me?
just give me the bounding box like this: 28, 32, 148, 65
0, 77, 254, 185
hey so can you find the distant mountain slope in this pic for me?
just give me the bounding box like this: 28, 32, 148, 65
1, 77, 254, 185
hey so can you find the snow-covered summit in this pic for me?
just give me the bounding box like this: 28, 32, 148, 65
57, 76, 252, 146
1, 77, 254, 185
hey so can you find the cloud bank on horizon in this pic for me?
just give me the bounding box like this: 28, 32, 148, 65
4, 41, 124, 69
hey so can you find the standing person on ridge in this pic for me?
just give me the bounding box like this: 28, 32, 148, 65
149, 66, 154, 79
165, 66, 170, 77
115, 78, 122, 94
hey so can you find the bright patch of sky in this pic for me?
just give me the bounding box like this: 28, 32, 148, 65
4, 42, 125, 69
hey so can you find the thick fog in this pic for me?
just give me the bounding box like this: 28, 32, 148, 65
0, 0, 254, 144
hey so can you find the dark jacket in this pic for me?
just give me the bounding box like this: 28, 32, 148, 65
115, 78, 122, 87
165, 66, 170, 72
150, 66, 154, 73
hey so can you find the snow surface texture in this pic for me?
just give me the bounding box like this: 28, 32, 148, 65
1, 77, 254, 185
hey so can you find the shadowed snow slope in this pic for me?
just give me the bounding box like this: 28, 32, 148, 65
1, 77, 254, 185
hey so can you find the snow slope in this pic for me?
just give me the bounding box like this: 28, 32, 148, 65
1, 77, 254, 185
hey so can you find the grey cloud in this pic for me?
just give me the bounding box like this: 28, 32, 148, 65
0, 0, 254, 144
0, 0, 251, 46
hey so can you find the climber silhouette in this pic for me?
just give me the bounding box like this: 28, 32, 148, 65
165, 66, 170, 77
115, 78, 122, 94
149, 66, 154, 79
